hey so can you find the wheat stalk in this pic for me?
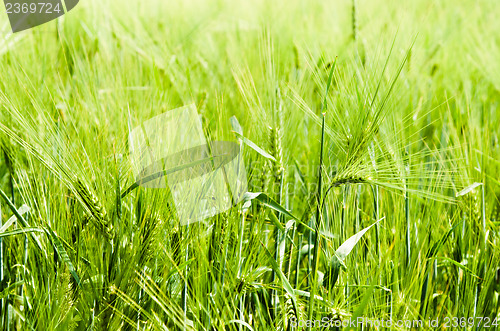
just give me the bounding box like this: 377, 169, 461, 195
73, 179, 113, 240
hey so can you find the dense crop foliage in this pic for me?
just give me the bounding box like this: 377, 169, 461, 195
0, 0, 499, 329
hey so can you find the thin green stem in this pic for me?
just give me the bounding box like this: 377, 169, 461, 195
308, 112, 326, 325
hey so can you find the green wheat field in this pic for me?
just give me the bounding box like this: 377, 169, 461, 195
0, 0, 499, 329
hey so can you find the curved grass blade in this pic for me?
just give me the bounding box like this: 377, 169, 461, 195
44, 225, 81, 288
0, 227, 44, 238
456, 182, 482, 197
0, 188, 44, 254
324, 217, 384, 291
0, 204, 30, 233
435, 256, 481, 280
121, 156, 215, 198
262, 243, 298, 319
243, 192, 298, 221
231, 132, 276, 161
230, 116, 244, 136
244, 192, 319, 236
0, 281, 24, 300
336, 217, 384, 262
426, 222, 459, 258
